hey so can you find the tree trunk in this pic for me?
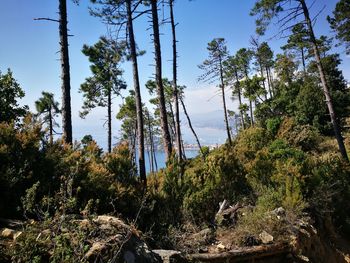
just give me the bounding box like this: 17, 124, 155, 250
180, 97, 204, 156
151, 0, 173, 160
301, 47, 306, 73
146, 110, 156, 174
168, 101, 176, 146
245, 71, 254, 127
169, 0, 183, 163
219, 56, 232, 145
126, 0, 146, 183
268, 67, 274, 96
266, 66, 273, 98
49, 105, 53, 144
259, 61, 268, 100
107, 87, 112, 153
300, 0, 348, 162
59, 0, 72, 144
234, 69, 245, 129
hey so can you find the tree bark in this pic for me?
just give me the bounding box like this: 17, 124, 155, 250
300, 0, 349, 162
234, 69, 245, 129
146, 111, 155, 174
59, 0, 72, 144
49, 105, 53, 144
245, 71, 254, 127
126, 0, 146, 183
169, 0, 183, 163
107, 87, 112, 153
301, 47, 306, 73
180, 97, 204, 156
266, 66, 273, 98
219, 56, 232, 145
151, 0, 173, 160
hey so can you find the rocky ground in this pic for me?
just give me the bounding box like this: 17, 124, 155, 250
1, 212, 350, 263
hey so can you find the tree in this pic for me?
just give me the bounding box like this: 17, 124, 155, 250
117, 91, 138, 168
250, 37, 268, 99
223, 55, 246, 129
169, 0, 183, 163
328, 0, 350, 55
59, 0, 73, 144
251, 0, 349, 161
89, 0, 147, 185
35, 92, 61, 144
80, 37, 126, 153
199, 38, 232, 145
0, 69, 27, 122
235, 48, 254, 126
150, 0, 173, 159
274, 53, 298, 84
146, 79, 177, 147
281, 24, 310, 73
257, 42, 275, 96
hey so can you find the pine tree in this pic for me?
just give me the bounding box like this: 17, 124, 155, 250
251, 0, 349, 161
35, 92, 60, 144
199, 38, 232, 145
80, 37, 126, 153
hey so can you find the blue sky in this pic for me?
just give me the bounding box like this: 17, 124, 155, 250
0, 0, 349, 148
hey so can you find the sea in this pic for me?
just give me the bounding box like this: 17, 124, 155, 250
142, 149, 199, 174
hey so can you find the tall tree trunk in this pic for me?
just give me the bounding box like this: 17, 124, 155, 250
259, 61, 268, 100
245, 71, 254, 126
126, 0, 146, 183
168, 101, 176, 145
180, 97, 204, 156
59, 0, 72, 144
107, 87, 112, 153
151, 0, 172, 160
219, 57, 232, 145
169, 0, 182, 163
266, 66, 273, 98
49, 105, 53, 144
234, 69, 245, 129
301, 47, 306, 73
268, 67, 274, 96
300, 0, 348, 162
146, 111, 156, 174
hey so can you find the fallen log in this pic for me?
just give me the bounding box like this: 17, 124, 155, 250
187, 243, 291, 263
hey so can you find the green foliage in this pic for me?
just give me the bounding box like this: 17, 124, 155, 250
328, 0, 350, 54
0, 69, 28, 122
182, 146, 250, 223
266, 117, 282, 136
80, 37, 126, 118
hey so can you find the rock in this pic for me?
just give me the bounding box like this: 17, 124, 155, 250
1, 228, 15, 239
259, 231, 274, 244
152, 250, 186, 263
93, 215, 129, 230
272, 207, 286, 219
216, 243, 226, 251
297, 255, 310, 262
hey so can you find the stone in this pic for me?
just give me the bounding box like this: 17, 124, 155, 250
217, 243, 226, 251
93, 215, 129, 230
259, 231, 274, 244
1, 228, 15, 239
